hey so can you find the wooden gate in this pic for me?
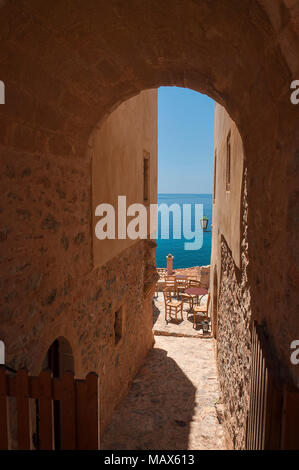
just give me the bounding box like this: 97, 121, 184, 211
246, 322, 299, 450
0, 368, 99, 450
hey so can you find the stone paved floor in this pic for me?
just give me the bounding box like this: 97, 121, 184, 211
153, 292, 212, 338
101, 336, 226, 450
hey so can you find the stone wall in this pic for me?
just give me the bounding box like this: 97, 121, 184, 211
0, 238, 155, 436
210, 103, 251, 449
214, 168, 251, 450
198, 266, 210, 290
0, 85, 157, 440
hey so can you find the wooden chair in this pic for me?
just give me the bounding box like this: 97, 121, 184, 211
156, 277, 166, 293
181, 291, 193, 309
192, 293, 210, 330
165, 275, 177, 298
175, 277, 188, 298
165, 275, 176, 288
163, 287, 183, 323
188, 279, 201, 288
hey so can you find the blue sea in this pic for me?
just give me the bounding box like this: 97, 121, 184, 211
156, 194, 212, 269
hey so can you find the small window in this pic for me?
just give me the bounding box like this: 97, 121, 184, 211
0, 340, 5, 364
143, 151, 150, 204
226, 132, 231, 192
213, 150, 217, 203
0, 81, 4, 104
114, 306, 123, 345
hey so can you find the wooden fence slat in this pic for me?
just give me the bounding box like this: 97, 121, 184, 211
255, 341, 263, 449
39, 370, 53, 450
246, 329, 253, 449
85, 373, 99, 449
0, 367, 8, 449
256, 353, 265, 450
1, 367, 100, 450
261, 361, 268, 450
251, 327, 258, 450
29, 376, 40, 399
7, 375, 16, 397
60, 371, 76, 450
76, 373, 99, 450
264, 374, 283, 449
281, 389, 299, 450
246, 322, 299, 450
253, 327, 260, 450
16, 369, 31, 450
52, 377, 61, 401
249, 327, 258, 449
247, 325, 269, 450
75, 380, 86, 449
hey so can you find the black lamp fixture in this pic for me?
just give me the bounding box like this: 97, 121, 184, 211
200, 216, 209, 231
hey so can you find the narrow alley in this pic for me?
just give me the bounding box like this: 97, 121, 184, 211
101, 336, 226, 450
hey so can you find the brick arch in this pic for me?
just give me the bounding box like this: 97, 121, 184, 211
1, 1, 297, 140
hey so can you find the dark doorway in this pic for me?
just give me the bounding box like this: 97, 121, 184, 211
42, 337, 74, 450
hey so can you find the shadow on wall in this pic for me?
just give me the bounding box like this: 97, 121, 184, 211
101, 347, 196, 450
152, 299, 160, 327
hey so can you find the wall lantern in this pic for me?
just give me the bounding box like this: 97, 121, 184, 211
200, 216, 209, 231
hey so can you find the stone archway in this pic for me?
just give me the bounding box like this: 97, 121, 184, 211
0, 0, 298, 447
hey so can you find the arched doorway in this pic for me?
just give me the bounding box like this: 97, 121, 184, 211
42, 337, 74, 450
43, 337, 74, 379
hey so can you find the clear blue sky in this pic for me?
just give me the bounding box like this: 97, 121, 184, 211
158, 87, 214, 194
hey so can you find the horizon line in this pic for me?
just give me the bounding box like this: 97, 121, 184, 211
157, 192, 213, 195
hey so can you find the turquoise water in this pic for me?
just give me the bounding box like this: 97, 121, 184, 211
156, 194, 212, 269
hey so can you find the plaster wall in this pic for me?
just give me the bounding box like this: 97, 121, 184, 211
212, 102, 244, 270
92, 89, 158, 268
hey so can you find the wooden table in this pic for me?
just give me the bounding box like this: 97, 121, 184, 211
185, 287, 208, 307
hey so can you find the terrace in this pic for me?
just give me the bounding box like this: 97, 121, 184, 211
153, 263, 212, 338
153, 292, 211, 339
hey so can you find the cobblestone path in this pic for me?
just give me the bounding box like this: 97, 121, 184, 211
101, 336, 226, 450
